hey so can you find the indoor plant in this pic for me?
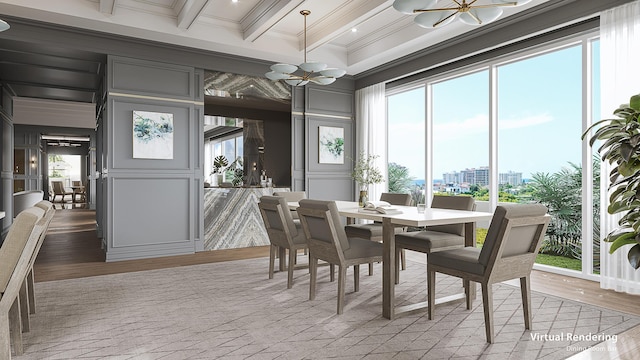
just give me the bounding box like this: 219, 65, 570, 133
583, 93, 640, 269
351, 151, 383, 206
211, 155, 229, 186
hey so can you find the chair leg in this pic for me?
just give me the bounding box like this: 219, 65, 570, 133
464, 280, 473, 310
0, 312, 9, 360
395, 247, 401, 284
330, 264, 335, 282
278, 247, 286, 272
354, 265, 360, 292
309, 256, 318, 300
427, 267, 435, 320
287, 247, 296, 289
268, 245, 276, 279
9, 297, 24, 355
19, 279, 30, 333
520, 276, 532, 330
337, 265, 347, 314
481, 283, 494, 343
368, 262, 373, 276
27, 269, 36, 315
401, 249, 406, 270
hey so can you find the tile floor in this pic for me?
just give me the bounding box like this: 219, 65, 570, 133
17, 256, 640, 359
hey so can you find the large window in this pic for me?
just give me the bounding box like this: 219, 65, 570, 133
387, 87, 425, 205
386, 33, 600, 280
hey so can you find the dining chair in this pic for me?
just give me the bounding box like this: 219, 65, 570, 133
344, 192, 412, 275
427, 203, 550, 343
50, 181, 72, 203
394, 195, 475, 284
297, 199, 383, 314
272, 191, 306, 221
71, 180, 86, 202
258, 195, 309, 289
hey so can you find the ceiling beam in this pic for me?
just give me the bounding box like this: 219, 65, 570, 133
304, 0, 391, 52
99, 0, 118, 15
241, 0, 303, 42
177, 0, 212, 29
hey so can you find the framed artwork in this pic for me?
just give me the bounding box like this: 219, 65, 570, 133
318, 126, 345, 164
132, 110, 174, 159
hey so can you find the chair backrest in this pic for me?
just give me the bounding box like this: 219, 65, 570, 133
479, 204, 550, 282
380, 193, 412, 206
13, 190, 44, 216
427, 195, 476, 236
258, 196, 299, 249
273, 191, 306, 219
0, 207, 45, 293
51, 181, 65, 194
297, 199, 349, 264
272, 191, 306, 202
72, 180, 82, 187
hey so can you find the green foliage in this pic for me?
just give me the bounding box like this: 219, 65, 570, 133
212, 155, 229, 174
351, 151, 383, 190
322, 137, 344, 158
583, 93, 640, 269
133, 114, 173, 143
529, 159, 600, 267
388, 162, 414, 194
535, 253, 582, 271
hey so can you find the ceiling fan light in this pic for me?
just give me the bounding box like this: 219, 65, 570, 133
0, 19, 9, 32
299, 61, 327, 73
320, 68, 346, 78
492, 0, 532, 6
265, 71, 291, 81
414, 11, 456, 28
270, 63, 298, 74
311, 77, 336, 85
392, 0, 438, 15
459, 7, 503, 25
285, 79, 309, 86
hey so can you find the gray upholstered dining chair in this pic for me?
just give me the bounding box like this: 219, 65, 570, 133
273, 191, 307, 220
258, 195, 309, 289
344, 192, 412, 275
297, 199, 383, 314
427, 203, 550, 343
394, 195, 475, 283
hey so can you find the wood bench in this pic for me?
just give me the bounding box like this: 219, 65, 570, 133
0, 207, 46, 358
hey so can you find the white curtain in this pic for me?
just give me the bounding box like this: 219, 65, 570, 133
599, 0, 640, 294
355, 83, 386, 202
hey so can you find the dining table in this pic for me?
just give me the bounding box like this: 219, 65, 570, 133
290, 200, 494, 319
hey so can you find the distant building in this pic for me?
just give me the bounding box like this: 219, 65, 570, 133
499, 171, 523, 186
441, 167, 522, 188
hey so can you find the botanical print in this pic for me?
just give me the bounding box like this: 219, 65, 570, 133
319, 126, 344, 164
133, 110, 174, 159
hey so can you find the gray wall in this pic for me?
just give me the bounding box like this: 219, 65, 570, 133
103, 56, 205, 261
0, 84, 14, 236
13, 126, 42, 193
293, 79, 356, 201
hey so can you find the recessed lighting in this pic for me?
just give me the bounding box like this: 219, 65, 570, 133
232, 0, 238, 3
351, 28, 357, 33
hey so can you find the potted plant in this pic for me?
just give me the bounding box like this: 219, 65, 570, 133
211, 155, 229, 186
583, 93, 640, 269
351, 151, 383, 206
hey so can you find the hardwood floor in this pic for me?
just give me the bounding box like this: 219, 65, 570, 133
33, 208, 640, 359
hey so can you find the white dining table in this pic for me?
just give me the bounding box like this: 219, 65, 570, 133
290, 200, 494, 319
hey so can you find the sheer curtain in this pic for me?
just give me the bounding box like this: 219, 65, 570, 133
599, 0, 640, 294
355, 83, 386, 202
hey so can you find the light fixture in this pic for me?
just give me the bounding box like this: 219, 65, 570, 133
265, 10, 346, 86
0, 19, 9, 32
393, 0, 531, 28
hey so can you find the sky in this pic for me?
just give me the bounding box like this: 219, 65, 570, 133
388, 40, 600, 182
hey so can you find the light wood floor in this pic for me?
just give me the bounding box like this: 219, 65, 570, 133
34, 208, 640, 359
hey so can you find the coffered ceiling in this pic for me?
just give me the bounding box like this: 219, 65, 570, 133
0, 0, 551, 77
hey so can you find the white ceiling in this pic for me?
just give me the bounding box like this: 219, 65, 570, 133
0, 0, 552, 76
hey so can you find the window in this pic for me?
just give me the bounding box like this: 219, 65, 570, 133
386, 32, 600, 280
387, 87, 425, 205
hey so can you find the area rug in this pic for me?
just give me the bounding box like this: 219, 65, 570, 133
19, 256, 640, 359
